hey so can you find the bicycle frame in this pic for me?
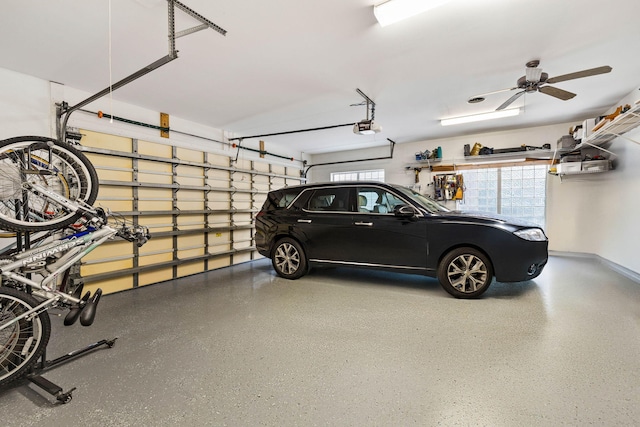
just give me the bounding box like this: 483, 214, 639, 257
0, 225, 117, 332
0, 181, 144, 330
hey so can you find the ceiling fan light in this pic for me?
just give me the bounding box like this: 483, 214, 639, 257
525, 67, 543, 83
374, 0, 450, 27
441, 109, 520, 126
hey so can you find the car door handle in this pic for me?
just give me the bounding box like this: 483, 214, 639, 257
297, 219, 312, 223
354, 221, 373, 226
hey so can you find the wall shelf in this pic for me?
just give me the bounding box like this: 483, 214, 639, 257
405, 158, 442, 170
577, 102, 640, 149
458, 149, 554, 163
549, 103, 640, 179
548, 166, 611, 178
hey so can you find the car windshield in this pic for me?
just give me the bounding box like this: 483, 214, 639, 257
394, 185, 450, 213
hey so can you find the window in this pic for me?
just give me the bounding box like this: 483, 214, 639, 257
331, 169, 384, 183
357, 187, 404, 213
307, 187, 351, 212
263, 188, 300, 211
457, 164, 547, 228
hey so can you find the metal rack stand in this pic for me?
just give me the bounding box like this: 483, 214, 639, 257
26, 338, 117, 404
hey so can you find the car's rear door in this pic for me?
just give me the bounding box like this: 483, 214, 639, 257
292, 186, 357, 262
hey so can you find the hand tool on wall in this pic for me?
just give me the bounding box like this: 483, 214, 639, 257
413, 167, 422, 183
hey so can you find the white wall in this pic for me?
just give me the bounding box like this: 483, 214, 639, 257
309, 122, 570, 201
547, 86, 640, 274
309, 122, 570, 183
309, 107, 640, 275
0, 68, 53, 137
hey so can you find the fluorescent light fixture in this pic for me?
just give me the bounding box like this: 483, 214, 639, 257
374, 0, 450, 27
441, 109, 520, 126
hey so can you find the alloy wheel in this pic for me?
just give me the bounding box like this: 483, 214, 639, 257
275, 242, 301, 275
446, 254, 488, 293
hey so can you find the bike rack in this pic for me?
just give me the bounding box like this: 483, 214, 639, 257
10, 227, 118, 404
27, 338, 117, 404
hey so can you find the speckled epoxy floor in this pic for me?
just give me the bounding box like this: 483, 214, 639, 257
1, 255, 639, 426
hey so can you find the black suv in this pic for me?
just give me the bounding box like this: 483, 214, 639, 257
255, 182, 547, 298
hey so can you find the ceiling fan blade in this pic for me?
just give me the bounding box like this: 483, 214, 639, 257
496, 91, 525, 110
539, 85, 576, 100
546, 66, 612, 84
470, 87, 518, 99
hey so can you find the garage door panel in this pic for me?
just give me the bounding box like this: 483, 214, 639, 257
81, 258, 133, 276
139, 188, 173, 212
85, 277, 133, 295
208, 257, 231, 270
138, 140, 172, 158
139, 236, 173, 255
139, 269, 173, 286
139, 252, 173, 266
82, 130, 132, 152
176, 147, 203, 162
178, 261, 204, 277
83, 241, 132, 262
138, 216, 173, 233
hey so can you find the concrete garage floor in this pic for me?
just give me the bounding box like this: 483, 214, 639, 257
1, 255, 639, 426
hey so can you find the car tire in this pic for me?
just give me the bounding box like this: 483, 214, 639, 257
437, 247, 493, 299
272, 237, 307, 280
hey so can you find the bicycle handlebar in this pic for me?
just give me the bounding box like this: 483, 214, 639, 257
116, 224, 151, 247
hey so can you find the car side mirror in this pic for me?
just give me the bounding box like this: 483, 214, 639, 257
393, 204, 417, 218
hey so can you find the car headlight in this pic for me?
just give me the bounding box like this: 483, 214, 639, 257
514, 228, 547, 241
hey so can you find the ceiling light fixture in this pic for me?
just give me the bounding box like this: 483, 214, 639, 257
373, 0, 450, 27
353, 120, 382, 135
441, 108, 520, 126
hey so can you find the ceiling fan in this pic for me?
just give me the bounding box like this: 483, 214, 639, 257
468, 60, 612, 111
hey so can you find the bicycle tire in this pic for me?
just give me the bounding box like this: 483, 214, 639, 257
0, 136, 99, 232
0, 286, 51, 387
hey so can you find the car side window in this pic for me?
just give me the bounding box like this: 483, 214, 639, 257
278, 191, 298, 208
263, 188, 301, 211
357, 187, 403, 214
307, 187, 352, 212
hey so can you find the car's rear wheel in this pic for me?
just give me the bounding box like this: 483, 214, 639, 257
437, 247, 493, 298
272, 237, 307, 280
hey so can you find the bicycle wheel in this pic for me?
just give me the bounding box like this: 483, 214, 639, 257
0, 136, 98, 232
0, 287, 51, 387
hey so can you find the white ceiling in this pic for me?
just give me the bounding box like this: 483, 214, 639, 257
1, 0, 640, 154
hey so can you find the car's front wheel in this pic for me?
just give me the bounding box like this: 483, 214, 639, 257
272, 237, 307, 279
437, 247, 493, 298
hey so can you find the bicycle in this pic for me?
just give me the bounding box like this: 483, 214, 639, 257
0, 135, 98, 232
0, 136, 150, 389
